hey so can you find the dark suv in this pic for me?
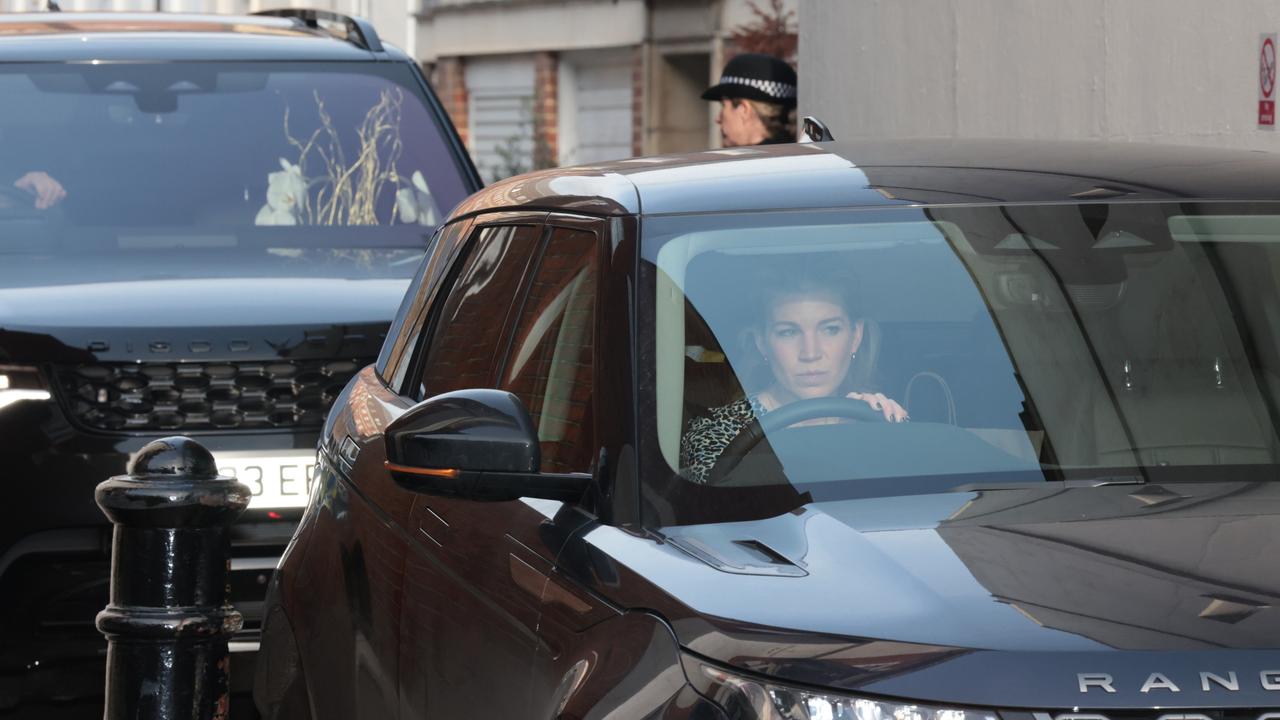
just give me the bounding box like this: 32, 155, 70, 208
259, 139, 1280, 718
0, 10, 479, 713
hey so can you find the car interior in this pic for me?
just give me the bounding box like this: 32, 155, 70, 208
662, 204, 1280, 490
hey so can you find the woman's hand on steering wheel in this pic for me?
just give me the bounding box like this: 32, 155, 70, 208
704, 396, 903, 485
846, 391, 909, 423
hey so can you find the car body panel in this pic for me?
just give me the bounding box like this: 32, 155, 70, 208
264, 140, 1280, 718
0, 13, 391, 62
448, 140, 1280, 221
550, 480, 1280, 708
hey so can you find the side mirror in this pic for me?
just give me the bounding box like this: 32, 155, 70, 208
801, 115, 835, 142
384, 388, 589, 502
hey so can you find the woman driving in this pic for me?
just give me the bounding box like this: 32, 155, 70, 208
680, 269, 908, 484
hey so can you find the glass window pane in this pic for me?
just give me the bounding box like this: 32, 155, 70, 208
377, 219, 471, 387
637, 203, 1280, 525
418, 225, 539, 399
0, 62, 470, 289
502, 227, 597, 473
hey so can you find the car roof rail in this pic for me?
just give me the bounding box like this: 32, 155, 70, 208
252, 8, 384, 53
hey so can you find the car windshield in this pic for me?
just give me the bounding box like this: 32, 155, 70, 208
640, 202, 1280, 525
0, 62, 469, 288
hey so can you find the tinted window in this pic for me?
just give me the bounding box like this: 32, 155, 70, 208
416, 225, 540, 399
501, 227, 598, 473
377, 219, 471, 387
0, 62, 470, 288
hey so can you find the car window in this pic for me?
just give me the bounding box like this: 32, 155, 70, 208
377, 218, 472, 389
638, 202, 1280, 525
500, 226, 598, 474
415, 224, 541, 400
0, 62, 471, 289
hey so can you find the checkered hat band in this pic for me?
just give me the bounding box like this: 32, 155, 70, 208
719, 75, 797, 99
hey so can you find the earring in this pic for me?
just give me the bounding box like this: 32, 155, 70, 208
850, 352, 857, 360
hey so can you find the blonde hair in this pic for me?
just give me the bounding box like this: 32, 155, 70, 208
735, 98, 797, 143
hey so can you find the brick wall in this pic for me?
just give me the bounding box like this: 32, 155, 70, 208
631, 44, 645, 157
533, 51, 559, 170
430, 57, 469, 147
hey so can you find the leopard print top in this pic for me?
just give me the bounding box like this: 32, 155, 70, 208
679, 395, 768, 484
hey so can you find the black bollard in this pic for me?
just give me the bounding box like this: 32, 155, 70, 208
95, 436, 252, 720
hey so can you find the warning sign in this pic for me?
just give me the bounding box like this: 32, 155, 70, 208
1261, 34, 1277, 127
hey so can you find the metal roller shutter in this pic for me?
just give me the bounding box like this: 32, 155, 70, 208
466, 55, 537, 183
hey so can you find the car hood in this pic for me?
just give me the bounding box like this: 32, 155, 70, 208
571, 481, 1280, 707
0, 277, 407, 363
0, 277, 409, 329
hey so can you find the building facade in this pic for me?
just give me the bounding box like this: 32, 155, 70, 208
1, 0, 797, 181
418, 0, 798, 182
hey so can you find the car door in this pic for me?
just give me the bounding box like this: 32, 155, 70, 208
394, 217, 556, 717
490, 217, 627, 716
279, 218, 472, 720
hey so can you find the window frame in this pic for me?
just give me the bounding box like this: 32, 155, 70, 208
389, 209, 629, 521
377, 217, 474, 392
494, 214, 608, 476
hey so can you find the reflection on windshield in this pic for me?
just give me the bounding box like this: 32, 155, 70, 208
0, 62, 468, 287
641, 203, 1280, 525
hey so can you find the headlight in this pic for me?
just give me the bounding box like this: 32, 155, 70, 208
0, 365, 50, 410
684, 654, 1000, 720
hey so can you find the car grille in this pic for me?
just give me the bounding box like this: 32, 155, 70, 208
53, 359, 370, 432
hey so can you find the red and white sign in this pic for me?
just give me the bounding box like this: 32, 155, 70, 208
1261, 34, 1277, 127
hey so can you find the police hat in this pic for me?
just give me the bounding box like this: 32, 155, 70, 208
701, 52, 797, 108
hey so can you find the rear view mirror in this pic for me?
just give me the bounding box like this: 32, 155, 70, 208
384, 389, 588, 502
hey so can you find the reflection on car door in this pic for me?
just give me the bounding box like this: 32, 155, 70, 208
272, 220, 472, 720
395, 220, 551, 716
493, 220, 621, 716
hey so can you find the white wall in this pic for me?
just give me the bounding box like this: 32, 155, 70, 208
800, 0, 1280, 150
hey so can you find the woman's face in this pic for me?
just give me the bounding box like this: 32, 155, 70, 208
756, 292, 863, 401
716, 98, 766, 147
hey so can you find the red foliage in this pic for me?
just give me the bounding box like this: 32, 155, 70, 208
728, 0, 798, 63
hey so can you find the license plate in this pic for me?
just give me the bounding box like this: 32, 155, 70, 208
215, 451, 317, 509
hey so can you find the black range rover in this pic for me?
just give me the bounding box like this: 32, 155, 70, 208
259, 138, 1280, 718
0, 10, 479, 712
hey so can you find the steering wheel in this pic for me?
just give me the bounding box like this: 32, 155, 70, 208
704, 397, 887, 485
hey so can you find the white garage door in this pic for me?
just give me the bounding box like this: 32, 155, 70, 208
559, 49, 633, 166
466, 55, 536, 183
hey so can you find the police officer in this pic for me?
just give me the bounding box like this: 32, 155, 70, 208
701, 52, 797, 147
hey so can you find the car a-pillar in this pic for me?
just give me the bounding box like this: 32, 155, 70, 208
94, 436, 251, 720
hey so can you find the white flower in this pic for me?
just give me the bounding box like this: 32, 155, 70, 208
255, 158, 308, 226
396, 170, 438, 225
